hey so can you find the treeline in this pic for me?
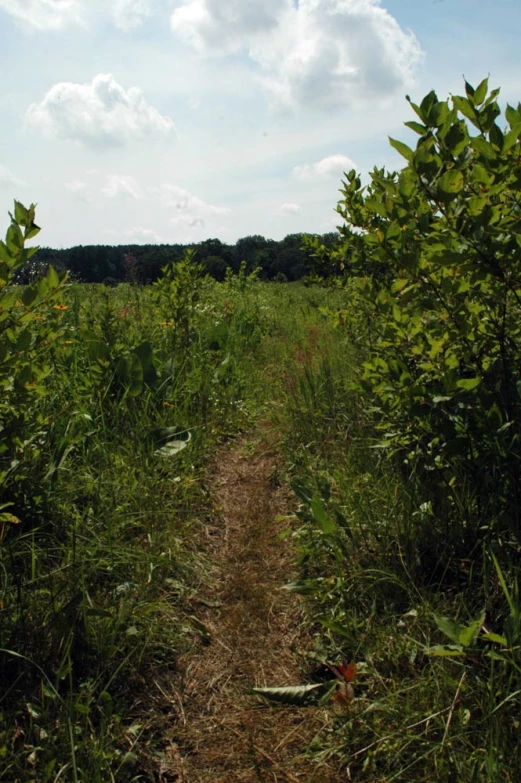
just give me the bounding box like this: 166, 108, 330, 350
28, 232, 340, 285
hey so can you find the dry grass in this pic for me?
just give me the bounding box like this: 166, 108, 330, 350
166, 423, 343, 782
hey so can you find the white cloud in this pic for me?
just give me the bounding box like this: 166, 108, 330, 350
26, 73, 176, 149
0, 0, 82, 30
280, 202, 301, 215
0, 165, 25, 189
171, 0, 422, 111
170, 0, 290, 54
102, 174, 142, 199
154, 183, 231, 218
293, 153, 357, 181
111, 0, 151, 31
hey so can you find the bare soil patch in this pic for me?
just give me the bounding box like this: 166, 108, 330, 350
168, 424, 342, 782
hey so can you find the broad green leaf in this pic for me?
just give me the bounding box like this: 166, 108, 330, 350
503, 123, 521, 153
458, 612, 485, 647
505, 104, 521, 129
82, 330, 110, 363
444, 121, 469, 156
155, 437, 191, 458
434, 614, 466, 644
456, 378, 482, 391
389, 137, 414, 162
398, 169, 417, 197
21, 285, 38, 307
14, 201, 30, 227
489, 123, 504, 151
404, 120, 427, 135
311, 496, 337, 535
437, 170, 464, 198
474, 77, 489, 106
471, 136, 496, 160
46, 265, 60, 289
482, 631, 508, 647
452, 95, 477, 122
149, 427, 192, 458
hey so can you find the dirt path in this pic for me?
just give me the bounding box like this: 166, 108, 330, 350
168, 424, 342, 782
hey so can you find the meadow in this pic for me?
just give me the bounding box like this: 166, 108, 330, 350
2, 77, 521, 782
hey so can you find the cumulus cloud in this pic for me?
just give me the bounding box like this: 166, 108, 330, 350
171, 0, 290, 54
293, 153, 357, 181
0, 0, 82, 30
170, 0, 422, 110
102, 174, 142, 199
111, 0, 151, 31
26, 73, 176, 148
0, 165, 25, 189
280, 202, 301, 215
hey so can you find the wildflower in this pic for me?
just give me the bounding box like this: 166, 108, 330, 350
53, 304, 69, 311
163, 401, 175, 408
161, 321, 173, 327
64, 340, 73, 345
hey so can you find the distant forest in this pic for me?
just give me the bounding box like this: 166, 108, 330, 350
30, 233, 340, 285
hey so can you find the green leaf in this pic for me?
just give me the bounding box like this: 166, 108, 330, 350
444, 121, 469, 156
482, 631, 508, 647
252, 683, 332, 706
14, 201, 31, 227
398, 169, 417, 198
46, 265, 60, 289
426, 645, 466, 657
149, 427, 192, 458
404, 120, 427, 135
474, 77, 489, 106
311, 496, 337, 535
437, 170, 464, 198
489, 123, 504, 151
21, 285, 38, 307
464, 80, 476, 99
505, 104, 521, 129
458, 612, 485, 647
452, 95, 477, 122
471, 136, 496, 160
434, 614, 466, 644
503, 123, 521, 153
456, 378, 482, 391
389, 137, 414, 162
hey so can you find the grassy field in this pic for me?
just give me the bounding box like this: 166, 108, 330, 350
1, 202, 521, 782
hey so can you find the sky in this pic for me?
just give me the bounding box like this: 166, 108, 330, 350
0, 0, 520, 248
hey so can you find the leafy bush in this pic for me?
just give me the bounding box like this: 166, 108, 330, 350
312, 78, 521, 560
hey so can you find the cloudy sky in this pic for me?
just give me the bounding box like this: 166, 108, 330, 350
0, 0, 519, 248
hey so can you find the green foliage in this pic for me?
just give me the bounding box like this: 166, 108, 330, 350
0, 203, 67, 526
314, 80, 521, 556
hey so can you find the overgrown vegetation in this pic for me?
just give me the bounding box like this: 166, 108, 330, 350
2, 76, 521, 782
0, 206, 339, 781
278, 79, 521, 781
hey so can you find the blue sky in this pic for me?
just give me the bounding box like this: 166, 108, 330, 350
0, 0, 519, 248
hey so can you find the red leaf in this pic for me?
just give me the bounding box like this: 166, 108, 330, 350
337, 661, 357, 682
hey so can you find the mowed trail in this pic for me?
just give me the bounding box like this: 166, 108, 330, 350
169, 423, 342, 783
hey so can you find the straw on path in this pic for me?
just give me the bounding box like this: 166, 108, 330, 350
170, 423, 342, 783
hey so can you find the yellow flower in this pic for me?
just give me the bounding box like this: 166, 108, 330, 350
53, 304, 69, 311
64, 340, 73, 345
161, 321, 173, 327
163, 401, 175, 408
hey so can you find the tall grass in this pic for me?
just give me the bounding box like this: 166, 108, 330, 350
0, 236, 337, 781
